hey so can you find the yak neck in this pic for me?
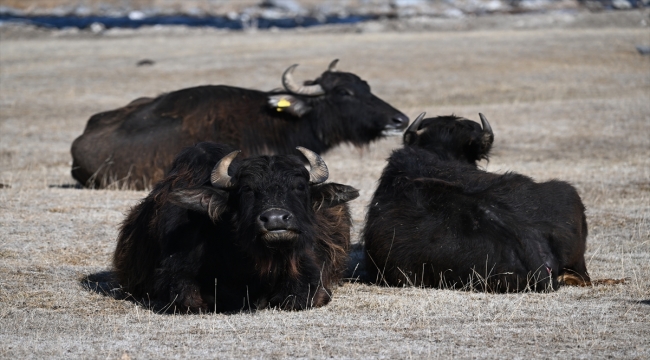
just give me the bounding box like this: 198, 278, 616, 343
297, 96, 345, 153
250, 242, 314, 281
404, 144, 479, 168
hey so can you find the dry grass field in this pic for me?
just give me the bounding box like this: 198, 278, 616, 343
1, 11, 649, 358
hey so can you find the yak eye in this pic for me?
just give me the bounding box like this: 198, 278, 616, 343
337, 88, 354, 97
240, 185, 252, 193
295, 183, 306, 192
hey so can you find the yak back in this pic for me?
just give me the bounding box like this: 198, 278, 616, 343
72, 84, 386, 189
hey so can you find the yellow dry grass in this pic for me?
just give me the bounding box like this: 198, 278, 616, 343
1, 10, 649, 358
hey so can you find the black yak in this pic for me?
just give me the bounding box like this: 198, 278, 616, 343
362, 113, 595, 292
71, 60, 408, 189
113, 142, 359, 312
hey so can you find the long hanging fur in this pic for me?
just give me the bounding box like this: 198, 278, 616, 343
113, 142, 358, 312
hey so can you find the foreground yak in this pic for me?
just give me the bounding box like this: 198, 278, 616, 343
71, 60, 408, 189
113, 142, 359, 312
362, 113, 593, 292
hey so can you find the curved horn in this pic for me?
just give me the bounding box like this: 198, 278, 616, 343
478, 113, 494, 146
282, 64, 325, 96
210, 150, 241, 189
405, 112, 427, 135
327, 59, 339, 72
296, 146, 329, 184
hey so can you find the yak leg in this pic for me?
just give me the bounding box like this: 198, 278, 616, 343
154, 246, 208, 312
558, 257, 592, 286
559, 265, 627, 286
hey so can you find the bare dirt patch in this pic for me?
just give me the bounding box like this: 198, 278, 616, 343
1, 12, 649, 358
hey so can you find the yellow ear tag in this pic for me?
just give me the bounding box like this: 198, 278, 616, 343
276, 98, 291, 112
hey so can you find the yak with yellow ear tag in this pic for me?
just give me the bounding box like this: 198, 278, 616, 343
71, 59, 408, 190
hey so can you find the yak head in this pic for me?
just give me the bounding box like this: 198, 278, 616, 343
402, 112, 495, 166
267, 60, 409, 145
169, 146, 359, 252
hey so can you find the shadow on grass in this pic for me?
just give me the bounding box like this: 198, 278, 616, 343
80, 270, 178, 314
343, 242, 372, 284
81, 271, 123, 298
80, 270, 254, 315
49, 183, 84, 189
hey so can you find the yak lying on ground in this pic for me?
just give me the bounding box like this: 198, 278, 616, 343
113, 142, 359, 312
362, 113, 593, 292
71, 60, 409, 189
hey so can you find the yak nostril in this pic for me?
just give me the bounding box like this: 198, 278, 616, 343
391, 114, 409, 129
258, 209, 293, 231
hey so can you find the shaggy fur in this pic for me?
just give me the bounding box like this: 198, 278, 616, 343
113, 142, 359, 312
363, 115, 591, 292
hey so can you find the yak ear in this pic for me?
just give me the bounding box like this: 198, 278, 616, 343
311, 183, 359, 209
267, 94, 312, 117
168, 187, 229, 220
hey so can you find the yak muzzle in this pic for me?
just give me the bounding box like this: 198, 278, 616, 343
257, 208, 299, 243
382, 113, 410, 136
